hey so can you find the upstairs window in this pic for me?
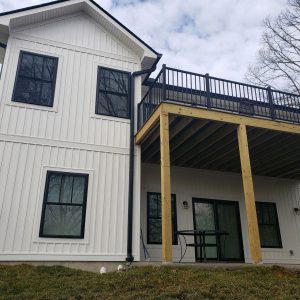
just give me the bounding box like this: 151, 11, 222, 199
12, 51, 58, 107
95, 67, 130, 118
0, 42, 6, 78
39, 171, 89, 238
256, 202, 282, 248
147, 192, 178, 245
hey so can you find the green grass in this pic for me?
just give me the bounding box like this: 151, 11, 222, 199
0, 264, 299, 299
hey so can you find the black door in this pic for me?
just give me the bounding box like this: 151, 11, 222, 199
192, 198, 244, 262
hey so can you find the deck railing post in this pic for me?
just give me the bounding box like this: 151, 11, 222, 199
267, 86, 275, 120
162, 64, 167, 101
205, 73, 211, 108
137, 103, 141, 130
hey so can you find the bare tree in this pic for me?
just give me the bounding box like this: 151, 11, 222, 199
245, 0, 300, 94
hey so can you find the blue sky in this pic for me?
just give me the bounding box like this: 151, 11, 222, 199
0, 0, 288, 81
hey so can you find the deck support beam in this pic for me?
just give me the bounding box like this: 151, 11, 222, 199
160, 111, 173, 263
237, 124, 262, 264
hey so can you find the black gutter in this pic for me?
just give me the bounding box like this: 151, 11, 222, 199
126, 54, 162, 262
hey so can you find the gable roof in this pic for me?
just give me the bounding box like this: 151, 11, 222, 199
0, 0, 161, 60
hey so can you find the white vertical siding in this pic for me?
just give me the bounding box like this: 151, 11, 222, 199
0, 140, 130, 260
0, 12, 142, 261
140, 164, 300, 264
14, 12, 137, 59
0, 36, 137, 147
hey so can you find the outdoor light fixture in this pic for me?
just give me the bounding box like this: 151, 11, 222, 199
294, 207, 300, 215
182, 201, 189, 209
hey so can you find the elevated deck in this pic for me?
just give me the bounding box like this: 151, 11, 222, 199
135, 68, 300, 264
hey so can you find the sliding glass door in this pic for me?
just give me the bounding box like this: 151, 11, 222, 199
193, 198, 244, 262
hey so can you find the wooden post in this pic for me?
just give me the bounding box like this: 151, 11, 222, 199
160, 111, 173, 263
237, 124, 262, 264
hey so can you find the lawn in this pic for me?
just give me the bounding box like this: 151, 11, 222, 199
0, 264, 299, 299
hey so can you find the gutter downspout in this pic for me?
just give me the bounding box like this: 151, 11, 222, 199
126, 54, 162, 262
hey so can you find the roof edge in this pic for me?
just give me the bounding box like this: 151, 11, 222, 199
0, 0, 161, 57
88, 0, 160, 56
0, 0, 70, 17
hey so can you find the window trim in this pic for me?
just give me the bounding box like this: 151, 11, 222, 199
39, 171, 89, 239
146, 192, 178, 245
12, 50, 59, 108
95, 66, 131, 119
256, 201, 282, 249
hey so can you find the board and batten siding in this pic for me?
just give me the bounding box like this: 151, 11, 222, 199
141, 164, 300, 264
0, 12, 142, 261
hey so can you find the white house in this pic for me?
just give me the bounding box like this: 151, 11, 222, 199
0, 0, 299, 267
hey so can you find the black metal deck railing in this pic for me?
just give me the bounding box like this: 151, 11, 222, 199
138, 65, 300, 128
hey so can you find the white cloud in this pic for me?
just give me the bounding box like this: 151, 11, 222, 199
0, 0, 288, 81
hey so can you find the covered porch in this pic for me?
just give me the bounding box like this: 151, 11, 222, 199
136, 100, 300, 264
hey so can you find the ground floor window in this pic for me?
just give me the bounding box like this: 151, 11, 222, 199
39, 171, 89, 238
147, 192, 177, 245
256, 202, 282, 248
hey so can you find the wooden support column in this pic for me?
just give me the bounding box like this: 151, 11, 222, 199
160, 111, 173, 263
237, 124, 262, 264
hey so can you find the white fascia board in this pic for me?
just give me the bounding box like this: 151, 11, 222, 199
0, 0, 83, 26
0, 0, 158, 61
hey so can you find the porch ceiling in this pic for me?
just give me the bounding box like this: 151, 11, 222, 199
140, 115, 300, 180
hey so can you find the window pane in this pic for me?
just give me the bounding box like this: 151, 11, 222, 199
40, 82, 53, 106
19, 53, 34, 77
96, 93, 128, 118
148, 218, 162, 243
13, 52, 58, 107
33, 55, 43, 79
42, 204, 83, 236
259, 225, 280, 247
256, 205, 263, 223
268, 205, 277, 224
72, 176, 86, 204
14, 77, 42, 104
43, 58, 56, 81
60, 175, 73, 203
47, 174, 62, 203
262, 205, 270, 224
149, 194, 161, 218
99, 70, 110, 91
99, 69, 129, 95
109, 71, 129, 94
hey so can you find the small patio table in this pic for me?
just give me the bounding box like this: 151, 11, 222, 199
175, 230, 228, 263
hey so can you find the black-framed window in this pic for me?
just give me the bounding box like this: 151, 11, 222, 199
147, 192, 178, 245
0, 42, 6, 78
95, 67, 130, 118
256, 202, 282, 248
12, 51, 58, 107
39, 171, 89, 238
